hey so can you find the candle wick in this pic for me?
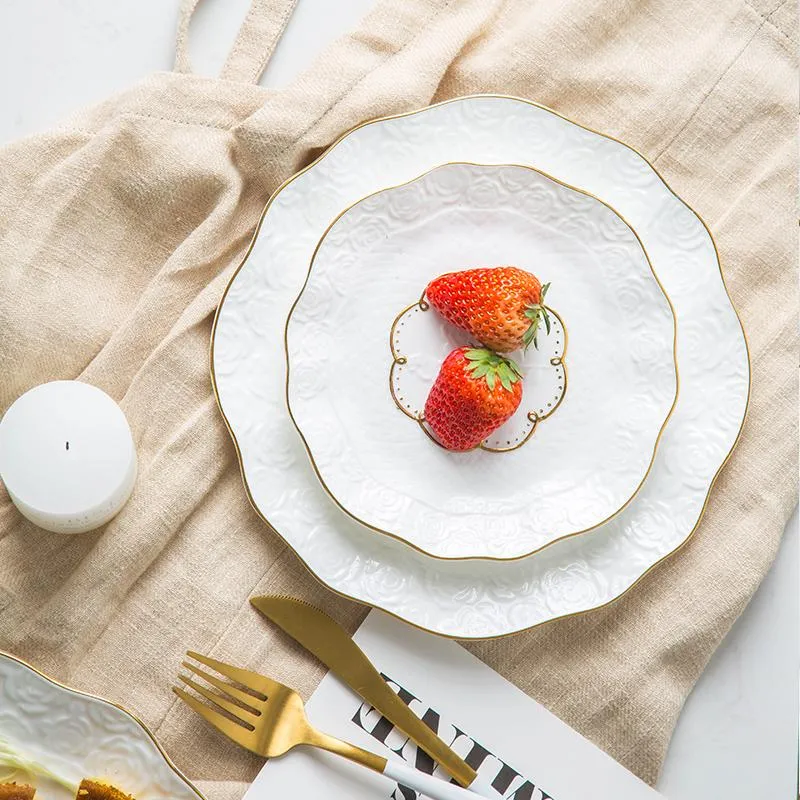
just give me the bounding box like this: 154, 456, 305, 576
66, 441, 69, 451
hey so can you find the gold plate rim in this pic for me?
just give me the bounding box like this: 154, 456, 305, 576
0, 649, 206, 798
281, 160, 681, 563
209, 92, 751, 640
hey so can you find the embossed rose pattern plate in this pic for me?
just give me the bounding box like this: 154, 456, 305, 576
212, 95, 749, 638
285, 162, 677, 560
0, 652, 202, 799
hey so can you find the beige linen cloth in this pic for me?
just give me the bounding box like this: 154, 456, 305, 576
0, 0, 796, 796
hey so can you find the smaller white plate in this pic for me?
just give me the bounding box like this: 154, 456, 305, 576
0, 651, 202, 799
285, 163, 678, 561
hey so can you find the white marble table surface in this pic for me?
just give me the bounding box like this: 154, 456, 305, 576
0, 1, 796, 797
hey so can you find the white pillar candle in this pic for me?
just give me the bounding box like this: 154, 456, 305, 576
0, 381, 137, 534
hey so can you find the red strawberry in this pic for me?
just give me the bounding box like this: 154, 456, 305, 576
424, 347, 523, 451
426, 267, 551, 352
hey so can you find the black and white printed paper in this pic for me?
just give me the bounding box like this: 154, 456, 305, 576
244, 611, 664, 800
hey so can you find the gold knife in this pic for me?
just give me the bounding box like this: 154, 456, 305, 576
250, 595, 478, 788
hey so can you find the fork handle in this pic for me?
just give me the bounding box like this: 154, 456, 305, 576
311, 730, 486, 799
382, 760, 488, 799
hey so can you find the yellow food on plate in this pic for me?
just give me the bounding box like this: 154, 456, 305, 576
76, 781, 135, 800
0, 778, 136, 800
0, 783, 35, 799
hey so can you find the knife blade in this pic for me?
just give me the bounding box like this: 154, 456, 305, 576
250, 594, 478, 788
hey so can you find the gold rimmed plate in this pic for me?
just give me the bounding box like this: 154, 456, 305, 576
0, 650, 204, 798
211, 94, 749, 639
283, 163, 678, 561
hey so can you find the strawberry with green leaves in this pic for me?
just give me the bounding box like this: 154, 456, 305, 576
424, 347, 523, 451
426, 266, 551, 352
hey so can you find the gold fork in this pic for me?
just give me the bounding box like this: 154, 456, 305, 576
174, 651, 486, 800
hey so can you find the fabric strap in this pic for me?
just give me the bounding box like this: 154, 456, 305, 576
174, 0, 299, 83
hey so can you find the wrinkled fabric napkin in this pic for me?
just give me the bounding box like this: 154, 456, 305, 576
0, 0, 796, 797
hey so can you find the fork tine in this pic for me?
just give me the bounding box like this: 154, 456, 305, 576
182, 661, 263, 709
173, 687, 255, 750
186, 650, 280, 696
178, 674, 260, 720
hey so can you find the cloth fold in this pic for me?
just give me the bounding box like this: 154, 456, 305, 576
0, 0, 796, 796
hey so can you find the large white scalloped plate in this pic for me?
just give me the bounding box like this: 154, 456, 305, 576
212, 95, 749, 639
0, 651, 203, 799
284, 162, 678, 561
